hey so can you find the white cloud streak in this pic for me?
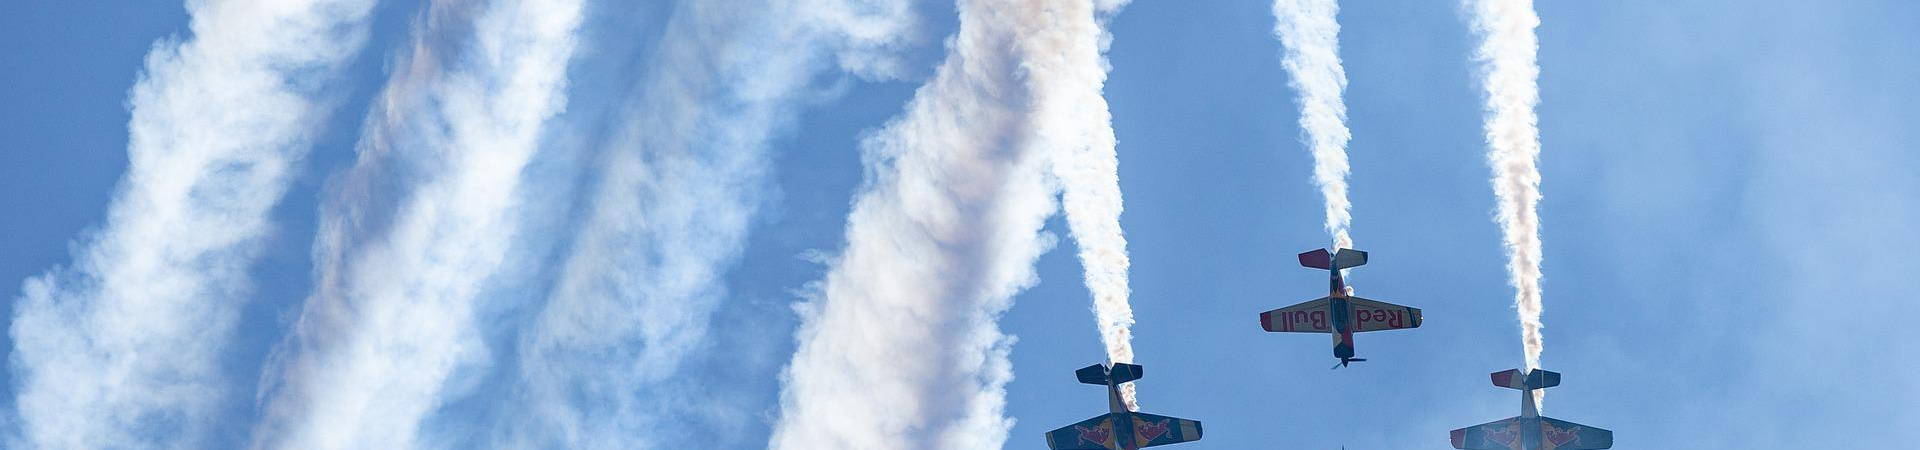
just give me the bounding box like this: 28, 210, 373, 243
8, 1, 377, 449
247, 0, 581, 448
769, 0, 1109, 448
490, 0, 915, 448
1272, 0, 1355, 250
1042, 0, 1141, 410
1465, 0, 1547, 387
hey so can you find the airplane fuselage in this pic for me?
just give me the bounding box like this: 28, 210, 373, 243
1103, 378, 1144, 450
1328, 270, 1358, 364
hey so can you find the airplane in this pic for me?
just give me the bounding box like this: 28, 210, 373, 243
1044, 363, 1203, 450
1451, 369, 1614, 450
1259, 248, 1422, 367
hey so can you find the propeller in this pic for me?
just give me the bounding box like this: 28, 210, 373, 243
1330, 357, 1368, 370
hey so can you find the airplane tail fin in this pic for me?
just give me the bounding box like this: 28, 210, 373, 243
1299, 248, 1367, 270
1491, 368, 1560, 390
1075, 363, 1144, 386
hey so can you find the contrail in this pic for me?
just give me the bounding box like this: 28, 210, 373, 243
769, 0, 1107, 448
1466, 0, 1547, 391
491, 0, 915, 448
1044, 0, 1141, 410
1271, 0, 1356, 250
248, 0, 581, 448
7, 1, 377, 449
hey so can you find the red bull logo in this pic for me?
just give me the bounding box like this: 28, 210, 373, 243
1541, 423, 1583, 450
1133, 417, 1172, 446
1480, 421, 1523, 450
1075, 420, 1115, 448
1354, 308, 1406, 329
1269, 310, 1329, 332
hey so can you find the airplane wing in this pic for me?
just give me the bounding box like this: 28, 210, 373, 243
1539, 417, 1613, 450
1347, 296, 1422, 332
1046, 414, 1118, 450
1260, 298, 1331, 332
1127, 412, 1203, 448
1450, 417, 1524, 450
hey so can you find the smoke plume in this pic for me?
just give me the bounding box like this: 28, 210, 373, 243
1466, 0, 1548, 386
8, 1, 376, 449
1044, 1, 1140, 410
769, 0, 1111, 448
249, 0, 581, 448
491, 0, 915, 448
1272, 0, 1356, 250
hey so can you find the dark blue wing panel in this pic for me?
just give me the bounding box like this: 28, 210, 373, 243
1540, 417, 1612, 450
1451, 416, 1611, 450
1127, 412, 1202, 448
1451, 417, 1524, 450
1047, 414, 1117, 450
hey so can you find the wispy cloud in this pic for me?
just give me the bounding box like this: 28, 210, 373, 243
769, 0, 1112, 448
248, 0, 581, 448
1465, 0, 1547, 387
1272, 0, 1356, 250
490, 0, 915, 448
8, 1, 378, 449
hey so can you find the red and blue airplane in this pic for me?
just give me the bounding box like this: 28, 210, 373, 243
1260, 248, 1423, 367
1451, 369, 1614, 450
1044, 363, 1202, 450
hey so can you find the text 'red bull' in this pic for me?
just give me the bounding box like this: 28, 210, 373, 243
1354, 307, 1407, 329
1270, 308, 1407, 331
1271, 310, 1329, 331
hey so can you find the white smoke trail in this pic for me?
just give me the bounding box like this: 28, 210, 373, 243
491, 0, 914, 448
1465, 0, 1547, 387
769, 0, 1104, 448
248, 0, 581, 448
7, 1, 376, 449
1272, 0, 1355, 250
1043, 0, 1141, 411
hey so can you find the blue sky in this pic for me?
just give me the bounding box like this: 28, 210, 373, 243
4, 0, 1918, 449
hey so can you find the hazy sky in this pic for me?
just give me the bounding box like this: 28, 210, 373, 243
4, 0, 1918, 449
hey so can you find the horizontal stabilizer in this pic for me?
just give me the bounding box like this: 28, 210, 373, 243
1298, 249, 1332, 269
1076, 364, 1109, 385
1492, 369, 1561, 390
1076, 363, 1144, 386
1110, 363, 1143, 385
1299, 248, 1368, 270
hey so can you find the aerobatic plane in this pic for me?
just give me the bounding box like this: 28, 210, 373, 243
1451, 369, 1614, 450
1044, 363, 1203, 450
1259, 248, 1422, 367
